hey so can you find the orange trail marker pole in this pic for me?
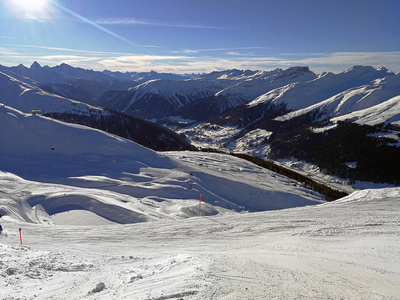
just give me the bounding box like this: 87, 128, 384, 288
199, 194, 201, 216
19, 228, 22, 245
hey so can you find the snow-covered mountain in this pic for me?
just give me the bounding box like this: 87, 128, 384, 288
0, 62, 194, 104
0, 103, 323, 224
0, 71, 195, 151
97, 78, 226, 119
274, 73, 400, 124
0, 70, 94, 114
176, 67, 317, 121
213, 66, 400, 141
168, 66, 400, 185
221, 65, 396, 126
98, 66, 317, 120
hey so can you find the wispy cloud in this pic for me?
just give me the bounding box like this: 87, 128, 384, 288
226, 52, 241, 56
1, 45, 400, 74
266, 52, 400, 73
94, 52, 400, 74
0, 46, 18, 54
172, 46, 263, 54
39, 55, 103, 66
97, 18, 220, 29
52, 2, 137, 47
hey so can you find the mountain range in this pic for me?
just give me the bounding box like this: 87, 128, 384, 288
0, 62, 399, 185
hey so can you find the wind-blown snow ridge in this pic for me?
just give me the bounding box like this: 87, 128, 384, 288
329, 187, 400, 205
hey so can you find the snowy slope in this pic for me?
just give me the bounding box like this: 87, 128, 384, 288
275, 72, 400, 126
214, 66, 316, 100
97, 67, 317, 120
0, 104, 323, 224
0, 63, 194, 104
0, 71, 100, 115
176, 66, 399, 159
173, 67, 317, 121
0, 62, 193, 86
125, 78, 224, 108
248, 65, 395, 110
0, 187, 399, 299
330, 94, 400, 127
0, 71, 194, 152
97, 78, 228, 119
0, 62, 112, 85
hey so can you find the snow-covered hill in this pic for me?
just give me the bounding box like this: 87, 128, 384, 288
0, 104, 323, 224
0, 186, 399, 299
0, 71, 196, 152
0, 70, 97, 114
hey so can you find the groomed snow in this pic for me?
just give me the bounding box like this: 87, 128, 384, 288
0, 188, 399, 299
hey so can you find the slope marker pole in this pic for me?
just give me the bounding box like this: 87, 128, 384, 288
19, 228, 22, 245
199, 194, 201, 217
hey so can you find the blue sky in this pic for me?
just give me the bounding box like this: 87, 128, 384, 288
1, 0, 400, 73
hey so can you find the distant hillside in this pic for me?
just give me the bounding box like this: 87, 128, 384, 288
0, 70, 195, 152
45, 109, 196, 151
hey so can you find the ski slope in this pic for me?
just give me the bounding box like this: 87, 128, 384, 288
0, 104, 323, 225
0, 188, 399, 299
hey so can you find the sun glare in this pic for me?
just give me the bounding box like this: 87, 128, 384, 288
12, 0, 48, 11
10, 0, 49, 15
9, 0, 51, 19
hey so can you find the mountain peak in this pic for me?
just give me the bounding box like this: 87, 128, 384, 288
30, 61, 41, 69
286, 66, 312, 74
272, 66, 315, 81
343, 65, 394, 78
377, 65, 389, 72
58, 63, 73, 70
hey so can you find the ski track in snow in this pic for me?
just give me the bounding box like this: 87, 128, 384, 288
1, 190, 400, 299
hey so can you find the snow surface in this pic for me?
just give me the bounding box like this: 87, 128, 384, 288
274, 72, 400, 127
0, 71, 103, 115
0, 104, 324, 225
1, 188, 399, 299
332, 95, 400, 126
